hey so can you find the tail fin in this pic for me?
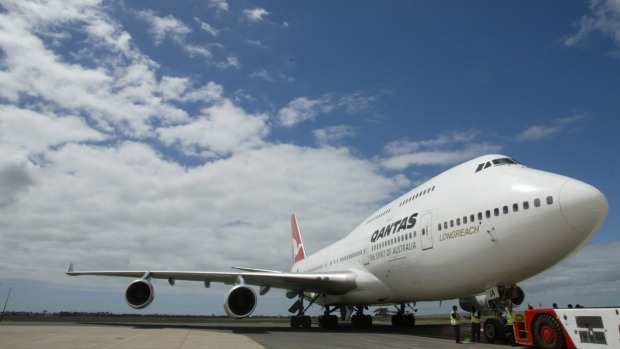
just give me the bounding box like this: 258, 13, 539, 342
291, 214, 307, 264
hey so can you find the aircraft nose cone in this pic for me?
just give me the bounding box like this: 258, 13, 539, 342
559, 179, 608, 235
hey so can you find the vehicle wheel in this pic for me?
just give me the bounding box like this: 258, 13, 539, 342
483, 318, 504, 343
533, 314, 565, 349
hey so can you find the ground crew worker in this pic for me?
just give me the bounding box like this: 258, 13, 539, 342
470, 306, 481, 342
505, 305, 515, 346
450, 305, 461, 344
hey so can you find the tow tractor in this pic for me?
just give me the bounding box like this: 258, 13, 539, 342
513, 307, 620, 349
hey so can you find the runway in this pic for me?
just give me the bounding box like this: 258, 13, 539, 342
0, 321, 508, 349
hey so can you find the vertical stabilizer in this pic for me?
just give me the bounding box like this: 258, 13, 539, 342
291, 214, 307, 265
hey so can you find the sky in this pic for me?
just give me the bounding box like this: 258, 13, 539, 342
0, 0, 619, 317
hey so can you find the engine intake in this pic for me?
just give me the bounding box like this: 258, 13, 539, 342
224, 285, 257, 318
125, 279, 155, 309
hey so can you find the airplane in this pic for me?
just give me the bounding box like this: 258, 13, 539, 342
67, 154, 608, 339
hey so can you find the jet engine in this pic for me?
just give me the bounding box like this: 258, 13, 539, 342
125, 279, 155, 309
459, 294, 494, 315
224, 285, 257, 318
459, 286, 525, 315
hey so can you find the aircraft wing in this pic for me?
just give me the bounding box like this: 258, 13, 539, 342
66, 263, 357, 295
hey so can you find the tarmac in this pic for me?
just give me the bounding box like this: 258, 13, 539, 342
0, 321, 510, 349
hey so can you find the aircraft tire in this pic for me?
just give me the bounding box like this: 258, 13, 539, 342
483, 318, 504, 343
533, 314, 565, 349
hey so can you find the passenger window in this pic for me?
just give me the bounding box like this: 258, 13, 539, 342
438, 224, 442, 231
470, 214, 475, 222
456, 218, 461, 226
494, 208, 500, 216
463, 216, 468, 224
503, 206, 509, 214
534, 198, 541, 207
523, 201, 529, 210
478, 212, 483, 221
444, 222, 448, 229
485, 210, 491, 219
546, 196, 553, 205
513, 203, 519, 212
450, 220, 454, 228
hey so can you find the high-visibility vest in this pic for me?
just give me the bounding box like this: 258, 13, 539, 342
450, 311, 460, 325
506, 311, 514, 325
471, 310, 480, 324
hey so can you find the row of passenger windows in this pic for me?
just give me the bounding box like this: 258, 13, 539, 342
365, 208, 391, 225
438, 196, 554, 231
398, 185, 436, 207
371, 231, 414, 251
327, 249, 363, 266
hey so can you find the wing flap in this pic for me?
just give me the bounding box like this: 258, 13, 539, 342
66, 264, 357, 295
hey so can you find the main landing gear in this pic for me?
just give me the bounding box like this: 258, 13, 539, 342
317, 306, 339, 328
391, 303, 415, 327
351, 305, 372, 328
289, 292, 316, 329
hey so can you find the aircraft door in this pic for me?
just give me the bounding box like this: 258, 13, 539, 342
420, 213, 433, 250
363, 239, 370, 265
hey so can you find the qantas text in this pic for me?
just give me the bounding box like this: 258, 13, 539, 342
370, 213, 418, 243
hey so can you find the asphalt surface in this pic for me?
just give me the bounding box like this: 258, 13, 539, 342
0, 321, 515, 349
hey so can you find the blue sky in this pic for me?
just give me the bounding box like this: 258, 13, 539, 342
0, 0, 619, 316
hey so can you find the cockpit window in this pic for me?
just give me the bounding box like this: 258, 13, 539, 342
492, 158, 519, 166
475, 158, 521, 173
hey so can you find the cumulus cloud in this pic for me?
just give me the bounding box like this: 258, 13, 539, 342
0, 1, 408, 291
516, 115, 587, 142
157, 99, 269, 157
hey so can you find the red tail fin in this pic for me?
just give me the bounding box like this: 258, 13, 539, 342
291, 214, 306, 264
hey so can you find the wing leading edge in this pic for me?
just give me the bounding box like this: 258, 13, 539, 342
66, 263, 357, 295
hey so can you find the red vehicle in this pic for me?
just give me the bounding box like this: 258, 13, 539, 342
513, 308, 620, 349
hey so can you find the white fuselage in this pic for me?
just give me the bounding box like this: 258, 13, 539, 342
291, 155, 608, 306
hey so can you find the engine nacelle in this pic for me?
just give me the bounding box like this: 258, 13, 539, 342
459, 286, 525, 315
224, 285, 257, 318
125, 279, 155, 309
459, 294, 494, 316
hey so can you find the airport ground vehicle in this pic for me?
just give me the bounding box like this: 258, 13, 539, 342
513, 308, 620, 349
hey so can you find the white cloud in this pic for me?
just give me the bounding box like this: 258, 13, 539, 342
243, 8, 269, 23
197, 19, 220, 37
278, 96, 333, 127
208, 0, 229, 12
379, 132, 501, 170
523, 242, 620, 308
516, 115, 587, 142
277, 92, 378, 127
564, 0, 620, 50
157, 99, 269, 157
313, 125, 356, 146
136, 10, 191, 45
